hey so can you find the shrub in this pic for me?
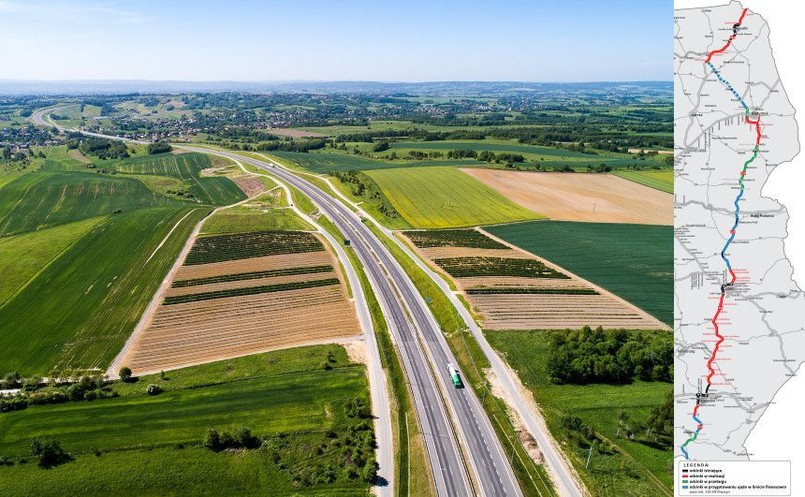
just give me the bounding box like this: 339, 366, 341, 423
1, 372, 21, 389
146, 384, 163, 396
30, 438, 70, 468
118, 367, 133, 383
203, 429, 222, 451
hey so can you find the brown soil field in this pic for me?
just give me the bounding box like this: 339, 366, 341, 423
461, 169, 672, 225
419, 246, 531, 260
268, 128, 326, 138
457, 276, 589, 290
174, 251, 332, 281
120, 240, 359, 373
471, 294, 662, 330
121, 286, 359, 373
231, 175, 266, 197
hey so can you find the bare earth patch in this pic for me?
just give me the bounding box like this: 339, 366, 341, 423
342, 340, 368, 366
231, 175, 266, 197
461, 169, 672, 225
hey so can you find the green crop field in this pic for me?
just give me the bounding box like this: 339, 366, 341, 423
273, 151, 483, 174
0, 147, 250, 376
0, 171, 178, 236
486, 221, 672, 326
0, 345, 374, 496
390, 140, 596, 158
272, 151, 392, 173
0, 207, 209, 376
113, 153, 246, 205
486, 330, 671, 496
0, 217, 103, 305
201, 205, 313, 234
366, 167, 543, 228
613, 169, 674, 193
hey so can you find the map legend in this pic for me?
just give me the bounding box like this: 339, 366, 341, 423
678, 461, 791, 496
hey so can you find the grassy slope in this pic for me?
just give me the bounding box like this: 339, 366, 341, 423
0, 149, 249, 376
113, 153, 246, 205
0, 217, 104, 305
366, 167, 543, 229
0, 345, 372, 497
486, 221, 672, 326
486, 330, 672, 496
612, 170, 673, 193
0, 207, 209, 375
0, 171, 178, 236
201, 206, 312, 235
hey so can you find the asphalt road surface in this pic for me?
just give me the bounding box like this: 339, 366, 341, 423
186, 148, 523, 497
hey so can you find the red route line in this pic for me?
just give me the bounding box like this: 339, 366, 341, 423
703, 114, 762, 388
705, 8, 749, 63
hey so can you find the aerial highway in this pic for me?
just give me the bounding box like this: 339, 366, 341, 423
31, 109, 532, 496
187, 146, 523, 496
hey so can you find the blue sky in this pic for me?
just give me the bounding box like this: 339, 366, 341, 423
0, 0, 670, 82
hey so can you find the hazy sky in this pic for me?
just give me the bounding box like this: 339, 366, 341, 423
0, 0, 670, 82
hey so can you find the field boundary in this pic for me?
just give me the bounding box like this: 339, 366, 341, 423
476, 227, 670, 331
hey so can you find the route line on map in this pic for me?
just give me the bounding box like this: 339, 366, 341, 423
681, 7, 762, 460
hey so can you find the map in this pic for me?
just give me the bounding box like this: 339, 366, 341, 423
674, 0, 802, 469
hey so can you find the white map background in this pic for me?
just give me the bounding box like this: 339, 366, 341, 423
676, 0, 805, 493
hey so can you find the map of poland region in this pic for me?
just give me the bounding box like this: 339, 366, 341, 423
675, 2, 802, 461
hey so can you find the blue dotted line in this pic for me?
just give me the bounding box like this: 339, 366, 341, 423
707, 61, 749, 112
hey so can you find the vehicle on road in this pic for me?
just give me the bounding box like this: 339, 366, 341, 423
448, 363, 463, 388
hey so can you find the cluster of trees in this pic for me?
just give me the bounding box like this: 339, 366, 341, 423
147, 141, 172, 154
30, 437, 70, 468
406, 150, 443, 160
332, 171, 400, 220
253, 138, 327, 152
546, 326, 672, 384
587, 163, 613, 173
203, 427, 260, 452
67, 134, 129, 159
0, 373, 118, 413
